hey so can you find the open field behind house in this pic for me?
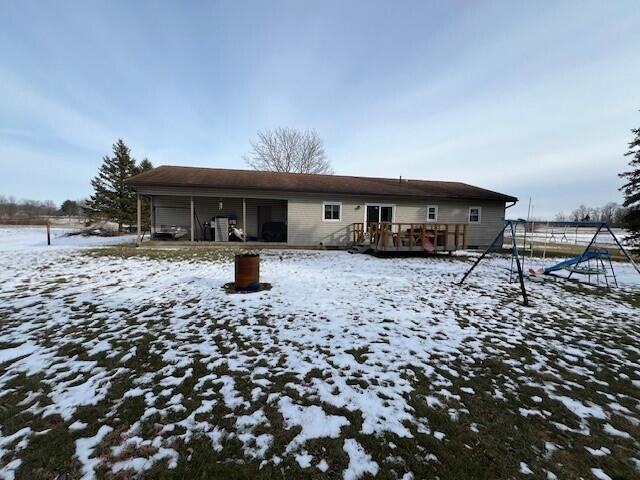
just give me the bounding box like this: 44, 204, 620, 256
503, 226, 631, 259
0, 225, 135, 252
0, 227, 639, 480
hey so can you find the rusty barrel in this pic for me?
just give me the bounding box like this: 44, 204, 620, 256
234, 254, 260, 291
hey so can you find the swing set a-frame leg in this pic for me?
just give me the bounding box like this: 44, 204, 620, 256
458, 222, 509, 285
458, 221, 529, 306
510, 222, 529, 306
603, 223, 640, 276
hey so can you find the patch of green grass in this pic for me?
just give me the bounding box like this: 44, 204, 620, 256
86, 246, 242, 262
0, 374, 52, 436
345, 347, 370, 365
143, 435, 281, 480
57, 342, 89, 359
16, 418, 81, 480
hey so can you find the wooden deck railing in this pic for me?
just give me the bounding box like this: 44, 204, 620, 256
351, 222, 467, 252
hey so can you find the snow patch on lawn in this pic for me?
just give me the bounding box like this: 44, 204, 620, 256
76, 425, 113, 480
343, 438, 379, 480
549, 395, 606, 420
295, 451, 313, 468
317, 459, 329, 472
279, 396, 349, 452
591, 468, 613, 480
585, 446, 611, 457
519, 462, 533, 474
0, 342, 39, 363
603, 423, 632, 439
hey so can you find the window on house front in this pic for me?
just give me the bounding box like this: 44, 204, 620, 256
323, 202, 342, 222
427, 205, 438, 222
469, 207, 481, 223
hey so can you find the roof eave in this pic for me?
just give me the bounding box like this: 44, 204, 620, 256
129, 181, 517, 202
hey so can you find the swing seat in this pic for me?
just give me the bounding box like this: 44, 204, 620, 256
500, 267, 519, 274
528, 267, 544, 276
565, 265, 606, 275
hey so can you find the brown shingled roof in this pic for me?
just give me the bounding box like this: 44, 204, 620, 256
127, 166, 517, 202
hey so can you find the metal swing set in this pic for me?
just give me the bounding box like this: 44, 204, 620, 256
458, 220, 640, 306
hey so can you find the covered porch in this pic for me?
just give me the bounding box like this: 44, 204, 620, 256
136, 194, 288, 244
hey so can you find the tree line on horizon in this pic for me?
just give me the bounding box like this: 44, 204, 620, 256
0, 196, 91, 222
551, 202, 630, 226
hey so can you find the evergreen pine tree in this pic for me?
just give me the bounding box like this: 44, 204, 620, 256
60, 199, 80, 217
137, 158, 153, 173
619, 121, 640, 250
86, 139, 141, 232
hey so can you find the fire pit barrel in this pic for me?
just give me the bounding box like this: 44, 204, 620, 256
234, 254, 260, 292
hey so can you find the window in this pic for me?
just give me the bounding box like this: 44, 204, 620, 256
468, 206, 481, 223
427, 205, 438, 222
323, 202, 342, 222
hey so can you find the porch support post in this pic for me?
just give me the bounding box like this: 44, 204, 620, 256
149, 196, 154, 239
136, 194, 141, 246
242, 198, 247, 242
190, 196, 194, 242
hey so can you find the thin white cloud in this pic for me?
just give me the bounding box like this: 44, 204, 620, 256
0, 1, 638, 213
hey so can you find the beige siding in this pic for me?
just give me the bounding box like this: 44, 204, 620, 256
287, 196, 361, 246
287, 196, 506, 247
418, 200, 506, 248
140, 187, 507, 248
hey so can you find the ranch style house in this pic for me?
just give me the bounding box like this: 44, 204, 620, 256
127, 166, 517, 252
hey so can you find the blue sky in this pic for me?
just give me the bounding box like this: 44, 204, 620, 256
1, 0, 639, 218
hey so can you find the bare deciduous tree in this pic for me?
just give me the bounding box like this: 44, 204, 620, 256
599, 202, 618, 224
554, 202, 629, 226
244, 128, 333, 174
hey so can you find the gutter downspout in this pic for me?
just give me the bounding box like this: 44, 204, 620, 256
498, 200, 519, 253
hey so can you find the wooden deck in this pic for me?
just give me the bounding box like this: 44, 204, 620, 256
351, 222, 468, 252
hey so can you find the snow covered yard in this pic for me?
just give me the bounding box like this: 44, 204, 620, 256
0, 237, 639, 479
